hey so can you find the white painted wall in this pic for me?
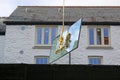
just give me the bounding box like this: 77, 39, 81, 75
4, 25, 50, 64
0, 35, 5, 63
54, 25, 120, 65
4, 25, 120, 65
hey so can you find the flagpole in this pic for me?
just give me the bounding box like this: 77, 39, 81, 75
62, 0, 65, 35
62, 0, 71, 65
69, 52, 71, 64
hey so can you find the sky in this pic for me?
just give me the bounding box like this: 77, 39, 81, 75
0, 0, 120, 17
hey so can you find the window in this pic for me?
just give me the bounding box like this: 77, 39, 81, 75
89, 28, 94, 45
51, 27, 57, 44
44, 28, 49, 44
36, 26, 57, 45
104, 28, 109, 45
88, 26, 110, 46
88, 56, 103, 65
96, 28, 102, 45
35, 56, 49, 64
36, 28, 42, 44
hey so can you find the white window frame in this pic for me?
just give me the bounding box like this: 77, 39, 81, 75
35, 25, 57, 46
34, 56, 49, 64
88, 56, 103, 65
88, 26, 111, 47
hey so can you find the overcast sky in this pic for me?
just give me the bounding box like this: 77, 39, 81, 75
0, 0, 120, 17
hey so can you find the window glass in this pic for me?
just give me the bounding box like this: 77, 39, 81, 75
96, 28, 102, 45
51, 27, 57, 44
37, 28, 42, 44
36, 57, 48, 64
44, 28, 49, 44
89, 28, 94, 45
104, 28, 109, 45
89, 57, 101, 65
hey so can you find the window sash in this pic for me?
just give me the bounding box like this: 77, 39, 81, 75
89, 58, 101, 64
35, 57, 49, 64
44, 28, 49, 44
104, 28, 109, 45
51, 27, 57, 44
36, 28, 42, 44
96, 28, 102, 45
89, 28, 94, 45
88, 57, 102, 65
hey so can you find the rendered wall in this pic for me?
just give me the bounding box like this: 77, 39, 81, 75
4, 25, 50, 63
54, 26, 120, 65
0, 36, 5, 63
4, 25, 120, 65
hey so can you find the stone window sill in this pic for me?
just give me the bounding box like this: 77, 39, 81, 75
86, 45, 113, 49
33, 45, 51, 49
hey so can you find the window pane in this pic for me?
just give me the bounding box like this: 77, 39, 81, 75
44, 28, 49, 44
96, 28, 102, 45
89, 58, 93, 64
36, 57, 48, 64
89, 28, 94, 45
104, 28, 109, 45
89, 57, 101, 65
36, 58, 41, 64
37, 28, 42, 44
43, 58, 48, 64
51, 27, 57, 44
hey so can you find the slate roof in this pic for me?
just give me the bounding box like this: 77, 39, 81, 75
5, 6, 120, 22
0, 17, 6, 34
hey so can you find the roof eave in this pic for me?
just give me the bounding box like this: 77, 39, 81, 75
3, 21, 120, 25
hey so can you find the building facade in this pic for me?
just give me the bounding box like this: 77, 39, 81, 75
3, 6, 120, 65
